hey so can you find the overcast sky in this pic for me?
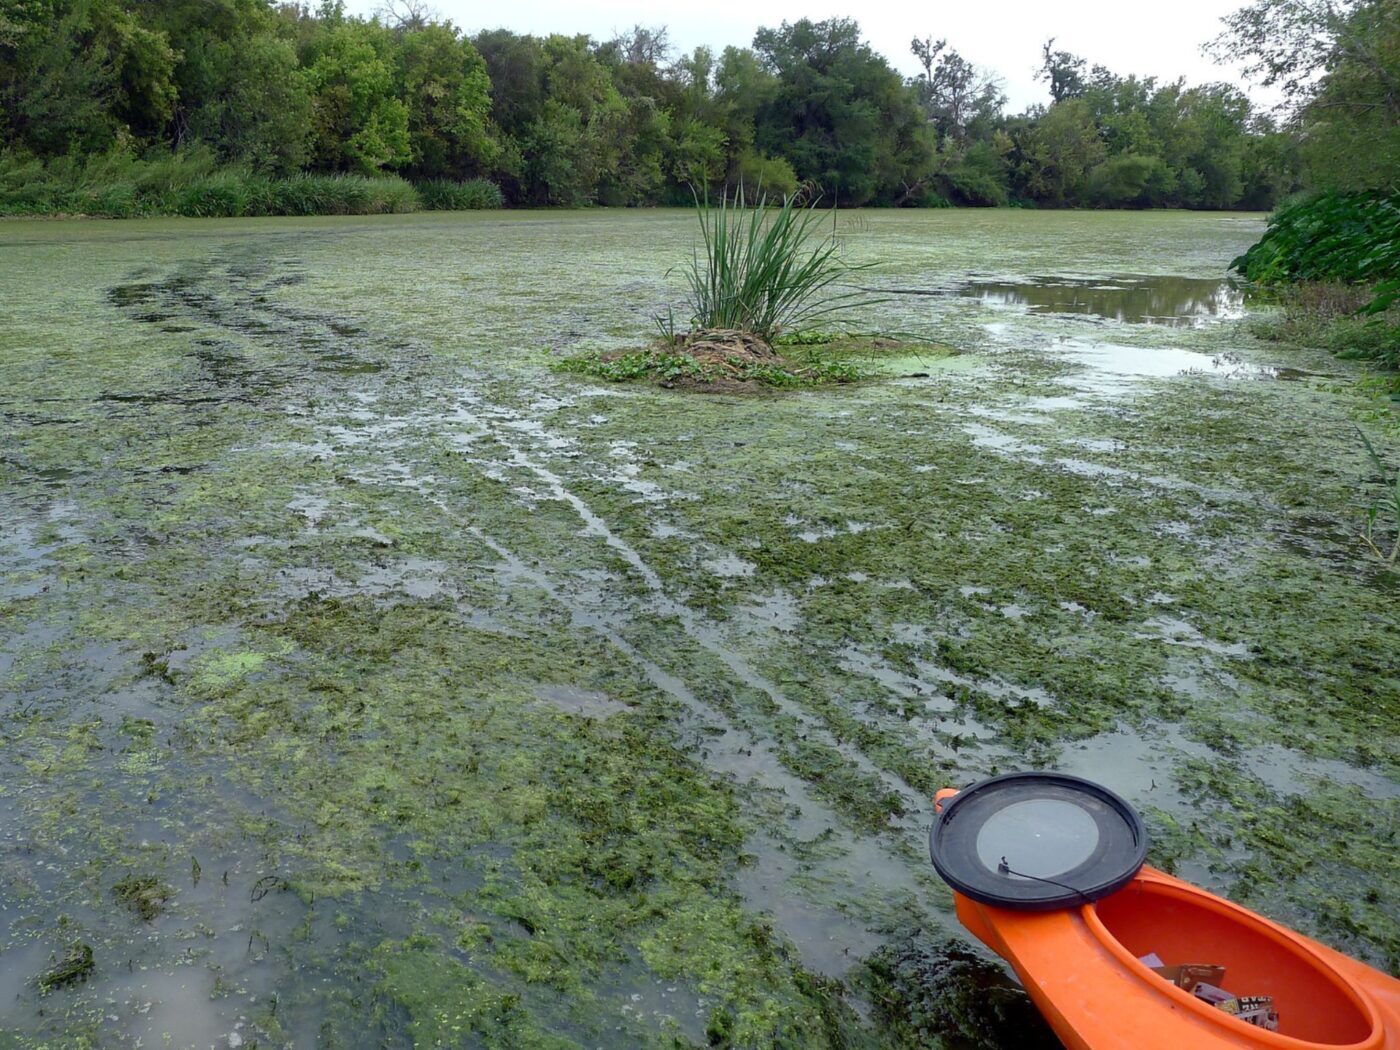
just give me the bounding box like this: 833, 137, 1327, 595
348, 0, 1276, 112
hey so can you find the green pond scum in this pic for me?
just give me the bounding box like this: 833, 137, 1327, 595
0, 209, 1396, 1047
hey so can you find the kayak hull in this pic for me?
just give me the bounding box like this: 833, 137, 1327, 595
956, 866, 1400, 1050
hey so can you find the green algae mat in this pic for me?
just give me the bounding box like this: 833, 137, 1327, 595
1, 209, 1396, 1048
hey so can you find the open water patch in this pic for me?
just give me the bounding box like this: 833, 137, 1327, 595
958, 274, 1245, 326
1054, 339, 1292, 395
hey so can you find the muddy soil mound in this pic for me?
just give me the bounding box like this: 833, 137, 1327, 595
669, 328, 777, 367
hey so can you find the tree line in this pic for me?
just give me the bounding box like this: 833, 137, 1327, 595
0, 0, 1381, 210
1222, 0, 1398, 381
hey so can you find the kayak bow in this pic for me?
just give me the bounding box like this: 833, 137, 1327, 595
931, 781, 1400, 1049
954, 865, 1400, 1049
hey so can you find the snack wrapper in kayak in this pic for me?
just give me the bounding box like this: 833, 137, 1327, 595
1189, 981, 1236, 1005
1135, 955, 1281, 1032
1153, 963, 1228, 991
1214, 995, 1281, 1031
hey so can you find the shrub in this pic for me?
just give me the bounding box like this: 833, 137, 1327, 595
942, 142, 1011, 207
1087, 154, 1173, 207
1233, 191, 1400, 289
732, 152, 799, 199
1236, 193, 1400, 377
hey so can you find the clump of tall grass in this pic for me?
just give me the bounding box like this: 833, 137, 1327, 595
269, 174, 420, 216
173, 170, 272, 217
0, 150, 426, 218
1, 149, 219, 216
662, 186, 879, 346
416, 178, 504, 211
1357, 428, 1400, 565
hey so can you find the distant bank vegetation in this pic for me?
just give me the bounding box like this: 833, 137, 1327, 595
0, 0, 1359, 216
0, 151, 502, 217
1216, 0, 1399, 384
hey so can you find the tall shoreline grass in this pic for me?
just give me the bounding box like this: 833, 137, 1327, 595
0, 150, 502, 219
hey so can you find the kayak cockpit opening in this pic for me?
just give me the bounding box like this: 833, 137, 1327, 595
1090, 880, 1379, 1046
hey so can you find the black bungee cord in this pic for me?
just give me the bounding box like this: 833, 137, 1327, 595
996, 856, 1096, 905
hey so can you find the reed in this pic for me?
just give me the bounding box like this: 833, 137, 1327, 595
665, 186, 878, 345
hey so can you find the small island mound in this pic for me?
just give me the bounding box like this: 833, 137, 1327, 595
557, 187, 956, 391
558, 329, 957, 391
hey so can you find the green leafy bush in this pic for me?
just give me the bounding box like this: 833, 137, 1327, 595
1087, 154, 1174, 207
942, 142, 1012, 207
1233, 192, 1400, 289
732, 152, 799, 199
1235, 192, 1400, 377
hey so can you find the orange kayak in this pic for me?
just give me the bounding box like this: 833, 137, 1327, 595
954, 865, 1400, 1049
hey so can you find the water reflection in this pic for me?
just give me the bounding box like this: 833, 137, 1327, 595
961, 275, 1244, 326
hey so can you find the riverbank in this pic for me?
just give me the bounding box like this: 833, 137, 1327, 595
1248, 284, 1400, 396
0, 151, 1288, 221
0, 153, 502, 219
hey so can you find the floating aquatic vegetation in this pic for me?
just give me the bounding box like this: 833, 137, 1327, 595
112, 876, 174, 921
556, 332, 955, 391
861, 936, 1059, 1050
0, 210, 1395, 1046
36, 942, 95, 993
